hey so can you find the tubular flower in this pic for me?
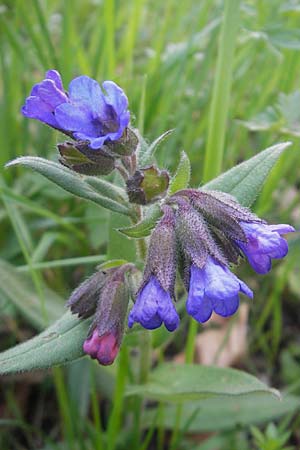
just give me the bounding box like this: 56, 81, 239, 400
128, 276, 179, 331
22, 71, 130, 150
186, 257, 253, 323
128, 205, 180, 331
236, 222, 295, 274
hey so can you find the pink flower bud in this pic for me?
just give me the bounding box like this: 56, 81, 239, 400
83, 330, 119, 366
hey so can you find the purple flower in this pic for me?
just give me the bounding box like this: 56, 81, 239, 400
55, 76, 129, 149
128, 276, 180, 331
22, 71, 130, 150
22, 70, 68, 129
236, 222, 295, 274
83, 330, 119, 365
186, 257, 253, 323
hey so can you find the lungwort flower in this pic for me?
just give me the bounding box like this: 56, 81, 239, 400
22, 70, 130, 150
236, 222, 295, 274
128, 206, 180, 331
128, 275, 179, 331
186, 257, 253, 323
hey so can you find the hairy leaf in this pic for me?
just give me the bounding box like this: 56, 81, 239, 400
126, 363, 280, 401
6, 157, 131, 216
203, 142, 291, 206
168, 151, 191, 195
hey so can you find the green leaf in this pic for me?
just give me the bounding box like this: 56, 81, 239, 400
84, 176, 128, 204
142, 393, 300, 432
0, 312, 89, 375
126, 363, 280, 402
139, 129, 175, 166
0, 259, 64, 329
6, 157, 131, 216
168, 151, 191, 195
203, 142, 291, 206
118, 203, 162, 238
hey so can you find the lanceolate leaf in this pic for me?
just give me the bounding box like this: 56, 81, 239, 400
85, 177, 128, 204
142, 393, 299, 432
139, 129, 175, 166
118, 203, 162, 238
0, 312, 89, 375
126, 363, 280, 401
168, 151, 191, 195
203, 142, 291, 206
6, 157, 131, 216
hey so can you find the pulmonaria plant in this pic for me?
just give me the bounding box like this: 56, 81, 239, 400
12, 69, 295, 365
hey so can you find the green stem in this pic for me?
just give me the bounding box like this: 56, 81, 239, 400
203, 0, 241, 182
90, 367, 104, 450
139, 330, 152, 384
53, 367, 76, 449
185, 319, 197, 364
107, 346, 128, 450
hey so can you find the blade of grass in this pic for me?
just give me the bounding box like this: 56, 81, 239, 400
202, 0, 241, 182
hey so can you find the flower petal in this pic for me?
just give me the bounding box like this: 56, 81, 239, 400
68, 75, 107, 116
55, 103, 101, 136
22, 96, 59, 128
45, 70, 64, 91
212, 294, 240, 317
103, 80, 129, 116
204, 258, 240, 300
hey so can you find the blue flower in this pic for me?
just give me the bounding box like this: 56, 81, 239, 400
22, 71, 130, 150
55, 76, 129, 149
22, 70, 68, 129
186, 257, 253, 323
236, 222, 295, 274
128, 276, 180, 331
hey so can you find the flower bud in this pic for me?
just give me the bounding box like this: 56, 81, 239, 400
83, 331, 119, 366
84, 264, 134, 365
58, 141, 115, 175
175, 198, 227, 270
105, 127, 139, 156
66, 270, 107, 318
126, 165, 169, 205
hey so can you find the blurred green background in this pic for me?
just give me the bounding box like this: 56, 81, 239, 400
1, 0, 300, 448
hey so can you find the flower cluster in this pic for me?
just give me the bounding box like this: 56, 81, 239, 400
21, 70, 295, 366
128, 189, 294, 330
67, 264, 134, 365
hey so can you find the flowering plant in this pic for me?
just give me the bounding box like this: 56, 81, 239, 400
0, 69, 296, 447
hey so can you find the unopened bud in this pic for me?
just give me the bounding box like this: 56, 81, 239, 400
66, 270, 107, 318
126, 165, 169, 205
83, 330, 119, 365
58, 141, 115, 175
84, 264, 134, 365
105, 127, 138, 156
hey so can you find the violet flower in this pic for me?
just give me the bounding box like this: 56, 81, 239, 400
128, 276, 180, 331
83, 330, 119, 366
22, 71, 130, 150
236, 222, 295, 274
186, 257, 253, 323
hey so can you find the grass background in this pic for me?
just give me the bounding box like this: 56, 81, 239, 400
1, 0, 300, 448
